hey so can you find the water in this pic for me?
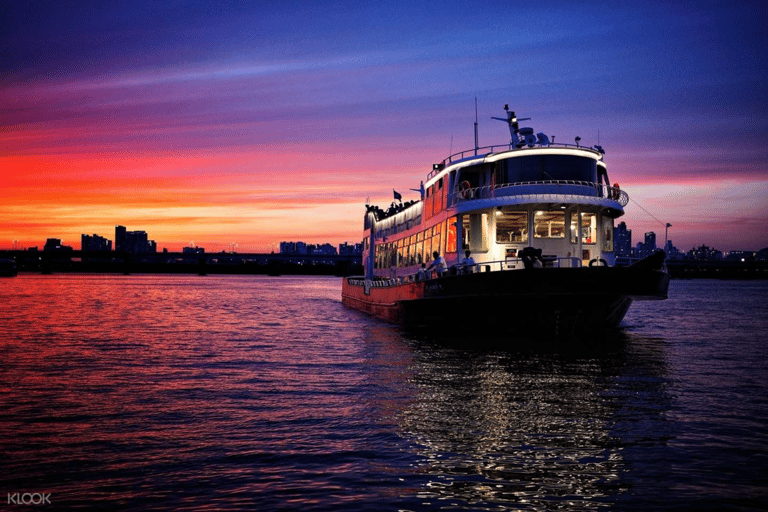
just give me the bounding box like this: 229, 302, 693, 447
1, 275, 766, 511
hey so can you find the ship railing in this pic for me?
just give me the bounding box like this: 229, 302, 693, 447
451, 180, 628, 207
345, 256, 583, 287
463, 256, 582, 273
427, 143, 603, 180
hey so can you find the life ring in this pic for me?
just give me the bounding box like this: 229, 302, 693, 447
589, 258, 608, 267
611, 183, 620, 200
459, 180, 472, 199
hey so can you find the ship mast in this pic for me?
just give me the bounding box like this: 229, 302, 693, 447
492, 105, 529, 147
474, 97, 479, 154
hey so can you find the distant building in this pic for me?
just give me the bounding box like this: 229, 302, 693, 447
183, 247, 205, 255
664, 240, 681, 260
339, 242, 363, 256
280, 241, 309, 255
115, 225, 157, 254
81, 234, 112, 252
43, 238, 73, 252
309, 243, 337, 256
280, 241, 361, 257
687, 244, 722, 261
724, 250, 755, 262
644, 232, 657, 253
634, 231, 657, 260
614, 222, 632, 258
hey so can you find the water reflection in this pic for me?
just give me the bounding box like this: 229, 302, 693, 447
390, 330, 672, 510
3, 276, 763, 510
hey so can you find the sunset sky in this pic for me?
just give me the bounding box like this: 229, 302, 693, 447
3, 0, 766, 252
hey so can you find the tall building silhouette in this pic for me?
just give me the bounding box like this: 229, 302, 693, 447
81, 234, 112, 252
115, 225, 156, 254
644, 232, 657, 253
614, 222, 632, 257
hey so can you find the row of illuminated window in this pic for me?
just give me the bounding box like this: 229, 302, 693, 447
493, 210, 613, 250
373, 219, 458, 269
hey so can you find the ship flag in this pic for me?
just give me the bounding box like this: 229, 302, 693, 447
393, 190, 402, 202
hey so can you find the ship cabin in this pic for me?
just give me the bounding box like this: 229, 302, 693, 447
362, 141, 628, 280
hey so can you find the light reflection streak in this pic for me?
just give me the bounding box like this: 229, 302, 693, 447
393, 334, 671, 510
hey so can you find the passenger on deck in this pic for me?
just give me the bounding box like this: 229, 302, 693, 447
416, 263, 428, 281
459, 250, 476, 274
427, 251, 447, 277
520, 247, 544, 269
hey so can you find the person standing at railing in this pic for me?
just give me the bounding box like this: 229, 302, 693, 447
427, 251, 447, 277
459, 250, 476, 274
416, 263, 428, 281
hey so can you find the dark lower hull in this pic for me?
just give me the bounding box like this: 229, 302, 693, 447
342, 266, 669, 335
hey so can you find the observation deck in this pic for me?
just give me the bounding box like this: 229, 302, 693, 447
450, 180, 627, 215
427, 142, 605, 182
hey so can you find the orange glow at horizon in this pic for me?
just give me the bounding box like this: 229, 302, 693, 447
1, 145, 434, 252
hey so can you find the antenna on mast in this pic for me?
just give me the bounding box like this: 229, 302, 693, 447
474, 97, 479, 153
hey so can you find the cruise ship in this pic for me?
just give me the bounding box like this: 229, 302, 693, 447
341, 106, 669, 335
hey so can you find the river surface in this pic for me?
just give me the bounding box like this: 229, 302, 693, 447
1, 275, 766, 511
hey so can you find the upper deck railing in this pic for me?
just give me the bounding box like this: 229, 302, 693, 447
450, 180, 629, 207
426, 143, 604, 181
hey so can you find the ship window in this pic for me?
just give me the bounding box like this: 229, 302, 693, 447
464, 213, 488, 252
603, 217, 614, 251
579, 212, 597, 244
503, 155, 598, 183
542, 155, 597, 182
446, 218, 457, 253
534, 211, 565, 239
496, 211, 528, 243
